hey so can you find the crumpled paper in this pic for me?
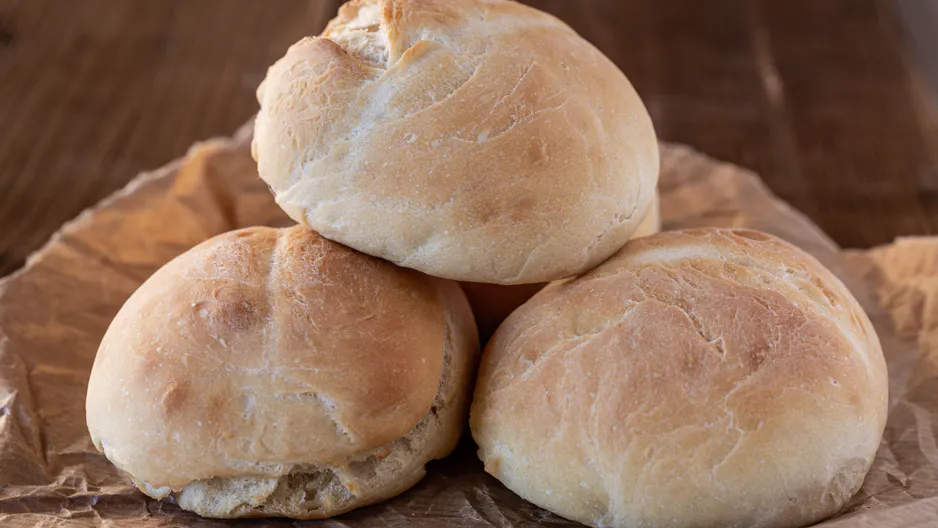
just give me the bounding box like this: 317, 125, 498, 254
1, 123, 935, 527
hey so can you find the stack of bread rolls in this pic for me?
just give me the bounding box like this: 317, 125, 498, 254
86, 1, 887, 526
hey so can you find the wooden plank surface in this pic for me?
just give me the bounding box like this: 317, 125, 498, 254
0, 0, 936, 277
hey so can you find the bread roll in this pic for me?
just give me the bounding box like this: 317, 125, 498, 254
86, 226, 479, 519
471, 229, 887, 528
462, 193, 661, 341
253, 0, 659, 285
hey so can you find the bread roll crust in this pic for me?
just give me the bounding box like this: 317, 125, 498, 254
253, 0, 659, 284
462, 193, 661, 342
471, 229, 887, 528
631, 192, 660, 239
86, 226, 479, 518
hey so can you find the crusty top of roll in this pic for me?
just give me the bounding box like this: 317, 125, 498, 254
87, 226, 447, 492
472, 229, 888, 528
253, 0, 659, 285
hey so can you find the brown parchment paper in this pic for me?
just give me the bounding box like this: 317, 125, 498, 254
1, 123, 936, 527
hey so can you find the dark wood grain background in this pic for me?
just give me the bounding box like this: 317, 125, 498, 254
1, 0, 937, 278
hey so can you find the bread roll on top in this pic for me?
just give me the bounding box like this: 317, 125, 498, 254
86, 226, 479, 519
253, 0, 659, 285
471, 229, 887, 528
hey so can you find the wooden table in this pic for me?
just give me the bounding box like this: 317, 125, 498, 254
1, 0, 936, 278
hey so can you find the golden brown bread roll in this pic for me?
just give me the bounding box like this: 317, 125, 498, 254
471, 228, 887, 528
253, 0, 659, 285
86, 226, 479, 519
